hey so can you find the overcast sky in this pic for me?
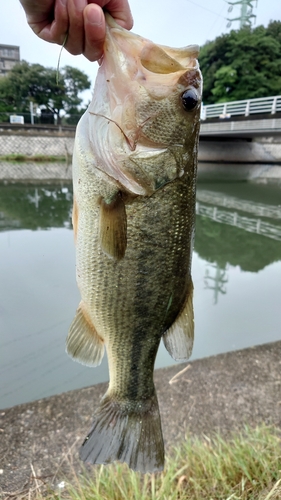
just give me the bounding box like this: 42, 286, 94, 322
1, 0, 280, 103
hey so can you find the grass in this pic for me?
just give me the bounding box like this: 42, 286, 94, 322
0, 154, 68, 162
10, 424, 281, 500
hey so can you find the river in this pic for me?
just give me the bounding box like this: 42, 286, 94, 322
1, 174, 281, 408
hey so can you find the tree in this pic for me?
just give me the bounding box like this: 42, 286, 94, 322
0, 62, 91, 123
199, 21, 281, 104
211, 66, 238, 102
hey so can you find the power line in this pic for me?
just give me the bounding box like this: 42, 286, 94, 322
206, 3, 229, 41
184, 0, 226, 19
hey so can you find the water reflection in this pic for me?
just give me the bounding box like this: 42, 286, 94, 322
194, 183, 281, 304
0, 179, 280, 408
204, 263, 228, 304
0, 183, 73, 231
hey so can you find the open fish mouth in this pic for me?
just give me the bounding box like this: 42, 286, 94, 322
105, 12, 199, 72
103, 13, 200, 93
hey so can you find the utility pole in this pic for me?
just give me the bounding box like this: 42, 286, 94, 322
226, 0, 258, 29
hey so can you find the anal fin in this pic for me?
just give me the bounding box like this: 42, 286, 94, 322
66, 302, 104, 367
99, 192, 127, 260
163, 280, 194, 361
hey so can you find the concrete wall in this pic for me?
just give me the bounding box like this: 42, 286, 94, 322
0, 134, 74, 157
1, 132, 281, 163
0, 161, 72, 182
198, 139, 281, 164
1, 133, 281, 183
197, 162, 281, 183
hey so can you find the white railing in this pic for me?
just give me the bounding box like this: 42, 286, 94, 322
201, 95, 281, 120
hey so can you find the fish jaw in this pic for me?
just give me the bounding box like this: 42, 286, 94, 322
85, 14, 202, 195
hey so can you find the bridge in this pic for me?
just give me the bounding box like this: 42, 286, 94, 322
200, 95, 281, 138
198, 95, 281, 167
0, 95, 281, 169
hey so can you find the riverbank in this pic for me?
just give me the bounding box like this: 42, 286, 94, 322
1, 340, 280, 495
1, 159, 281, 184
0, 160, 72, 182
1, 130, 281, 171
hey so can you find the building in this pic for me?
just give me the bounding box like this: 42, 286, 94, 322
0, 44, 20, 77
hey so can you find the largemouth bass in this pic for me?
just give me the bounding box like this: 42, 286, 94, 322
67, 14, 202, 473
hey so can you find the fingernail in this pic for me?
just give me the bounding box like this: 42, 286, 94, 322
87, 6, 103, 26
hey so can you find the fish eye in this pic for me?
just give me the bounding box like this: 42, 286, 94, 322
181, 89, 198, 111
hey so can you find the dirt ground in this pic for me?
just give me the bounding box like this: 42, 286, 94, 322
1, 340, 281, 497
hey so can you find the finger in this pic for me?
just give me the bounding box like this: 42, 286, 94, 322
87, 0, 133, 30
66, 0, 88, 55
103, 0, 133, 30
47, 0, 69, 44
83, 4, 105, 61
23, 0, 69, 46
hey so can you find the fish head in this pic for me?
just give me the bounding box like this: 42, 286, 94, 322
86, 15, 202, 194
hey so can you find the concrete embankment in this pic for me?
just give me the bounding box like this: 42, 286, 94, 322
0, 160, 72, 182
0, 341, 280, 494
197, 161, 281, 182
1, 129, 281, 183
199, 137, 281, 164
0, 129, 74, 158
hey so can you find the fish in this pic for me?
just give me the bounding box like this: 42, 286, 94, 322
66, 13, 202, 473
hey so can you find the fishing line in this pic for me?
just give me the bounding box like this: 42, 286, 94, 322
183, 0, 226, 18
56, 32, 69, 85
205, 3, 230, 41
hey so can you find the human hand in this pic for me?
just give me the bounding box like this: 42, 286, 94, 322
19, 0, 133, 61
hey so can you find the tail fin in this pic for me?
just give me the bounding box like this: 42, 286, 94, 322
79, 390, 164, 473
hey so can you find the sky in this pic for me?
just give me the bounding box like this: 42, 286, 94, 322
1, 0, 281, 103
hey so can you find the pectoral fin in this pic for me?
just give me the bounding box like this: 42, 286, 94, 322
99, 192, 127, 260
66, 302, 104, 367
163, 281, 194, 361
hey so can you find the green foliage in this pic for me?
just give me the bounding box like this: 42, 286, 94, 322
199, 21, 281, 104
0, 61, 91, 123
211, 65, 238, 101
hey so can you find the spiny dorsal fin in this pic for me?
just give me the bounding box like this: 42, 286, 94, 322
163, 280, 194, 361
99, 192, 127, 260
66, 302, 104, 367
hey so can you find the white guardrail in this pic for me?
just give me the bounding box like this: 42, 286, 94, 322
201, 95, 281, 120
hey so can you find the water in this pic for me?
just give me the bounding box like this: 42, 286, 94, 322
1, 177, 281, 409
